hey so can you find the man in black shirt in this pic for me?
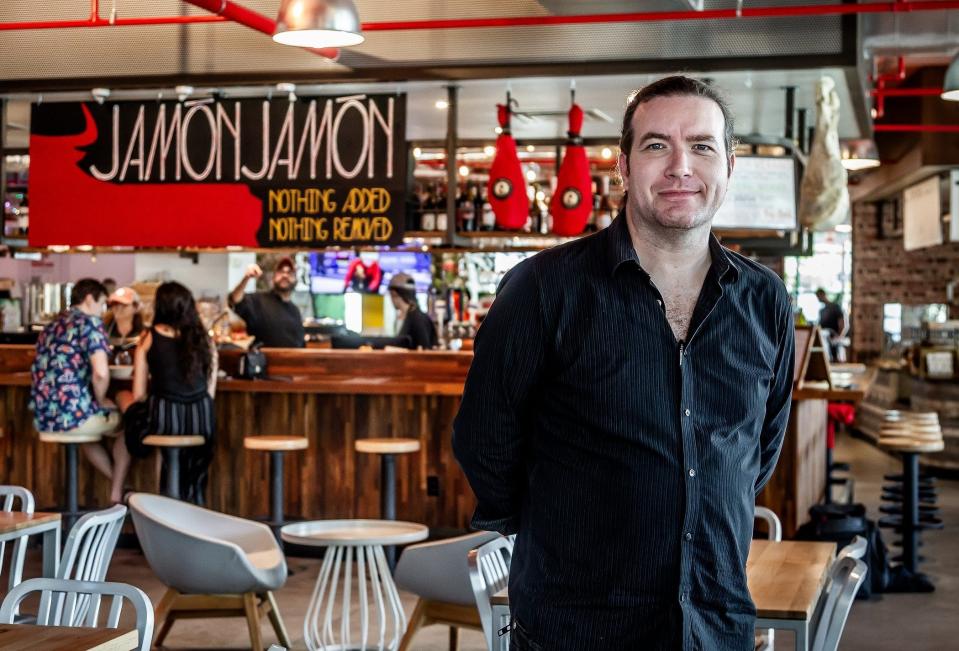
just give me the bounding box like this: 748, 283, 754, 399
453, 76, 795, 650
229, 257, 304, 348
816, 288, 847, 360
387, 273, 437, 350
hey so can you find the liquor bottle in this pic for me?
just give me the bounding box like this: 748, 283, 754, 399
536, 191, 550, 235
435, 184, 448, 232
420, 184, 437, 232
456, 186, 475, 232
480, 185, 496, 231
597, 176, 615, 230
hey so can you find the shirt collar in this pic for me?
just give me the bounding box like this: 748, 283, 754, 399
605, 210, 740, 283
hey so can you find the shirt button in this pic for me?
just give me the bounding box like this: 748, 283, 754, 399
688, 469, 696, 478
684, 409, 691, 417
684, 532, 693, 541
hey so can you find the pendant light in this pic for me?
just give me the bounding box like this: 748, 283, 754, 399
840, 139, 881, 171
942, 52, 959, 102
273, 0, 364, 48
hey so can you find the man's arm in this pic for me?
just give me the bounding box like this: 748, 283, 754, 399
89, 350, 113, 409
229, 264, 262, 308
452, 260, 546, 534
755, 290, 796, 495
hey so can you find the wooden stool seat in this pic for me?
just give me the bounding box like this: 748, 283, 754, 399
38, 432, 102, 444
355, 438, 421, 455
879, 438, 944, 453
143, 435, 205, 448
244, 436, 309, 452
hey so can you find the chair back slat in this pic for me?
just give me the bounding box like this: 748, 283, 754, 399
0, 577, 154, 651
0, 486, 35, 594
812, 556, 868, 651
467, 536, 514, 649
754, 506, 782, 542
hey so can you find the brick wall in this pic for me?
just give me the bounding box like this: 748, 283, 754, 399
851, 201, 959, 360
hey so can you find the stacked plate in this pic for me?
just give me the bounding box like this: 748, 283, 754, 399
879, 411, 944, 452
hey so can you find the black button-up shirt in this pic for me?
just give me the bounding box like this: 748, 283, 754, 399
453, 213, 795, 650
231, 290, 305, 348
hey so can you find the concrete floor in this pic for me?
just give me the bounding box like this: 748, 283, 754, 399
13, 431, 959, 650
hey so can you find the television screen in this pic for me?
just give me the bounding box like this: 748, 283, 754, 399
309, 251, 432, 295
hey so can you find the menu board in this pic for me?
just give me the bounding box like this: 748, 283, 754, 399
28, 94, 407, 248
903, 176, 943, 251
713, 156, 797, 230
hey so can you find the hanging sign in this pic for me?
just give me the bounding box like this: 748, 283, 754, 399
28, 94, 407, 248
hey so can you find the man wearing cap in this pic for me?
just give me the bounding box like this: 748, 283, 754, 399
229, 256, 305, 348
387, 273, 437, 350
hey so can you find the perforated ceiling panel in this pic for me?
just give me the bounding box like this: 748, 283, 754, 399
0, 0, 847, 86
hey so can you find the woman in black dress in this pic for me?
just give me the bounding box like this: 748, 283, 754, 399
116, 282, 218, 504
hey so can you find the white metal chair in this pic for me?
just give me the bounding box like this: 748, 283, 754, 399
467, 535, 514, 651
754, 506, 782, 651
0, 485, 35, 593
812, 557, 868, 651
395, 530, 501, 651
128, 493, 290, 650
0, 577, 154, 651
58, 504, 127, 582
754, 506, 782, 542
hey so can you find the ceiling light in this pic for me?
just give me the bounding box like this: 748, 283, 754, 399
601, 147, 613, 160
943, 52, 959, 101
840, 139, 881, 171
483, 145, 496, 156
91, 88, 110, 105
526, 144, 535, 152
273, 0, 365, 48
526, 169, 536, 182
458, 165, 470, 177
435, 100, 449, 110
835, 224, 852, 233
413, 147, 422, 159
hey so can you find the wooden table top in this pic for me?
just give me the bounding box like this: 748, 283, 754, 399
0, 624, 138, 650
492, 540, 835, 621
0, 511, 60, 535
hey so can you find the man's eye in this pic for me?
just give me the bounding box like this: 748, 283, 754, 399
693, 144, 714, 152
645, 143, 665, 150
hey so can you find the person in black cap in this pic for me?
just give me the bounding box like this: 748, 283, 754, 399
388, 273, 437, 350
228, 256, 305, 348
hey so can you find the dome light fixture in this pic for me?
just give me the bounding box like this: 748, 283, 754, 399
273, 0, 365, 48
942, 52, 959, 102
840, 139, 881, 171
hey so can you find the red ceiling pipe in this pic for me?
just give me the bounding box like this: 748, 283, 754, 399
183, 0, 339, 60
870, 87, 943, 97
870, 56, 907, 118
874, 124, 959, 132
360, 1, 959, 31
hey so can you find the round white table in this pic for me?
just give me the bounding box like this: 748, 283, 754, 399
281, 520, 429, 651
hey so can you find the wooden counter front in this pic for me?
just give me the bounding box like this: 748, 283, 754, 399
0, 344, 833, 535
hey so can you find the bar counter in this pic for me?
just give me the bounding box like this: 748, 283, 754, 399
0, 344, 847, 535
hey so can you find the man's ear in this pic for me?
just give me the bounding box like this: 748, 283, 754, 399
618, 152, 629, 183
727, 152, 736, 177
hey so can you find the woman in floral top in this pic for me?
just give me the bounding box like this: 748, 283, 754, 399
30, 278, 123, 501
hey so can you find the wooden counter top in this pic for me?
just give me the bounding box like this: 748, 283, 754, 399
0, 345, 473, 396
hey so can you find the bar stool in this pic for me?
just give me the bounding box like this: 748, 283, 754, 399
878, 412, 944, 593
38, 431, 102, 531
243, 435, 309, 541
143, 435, 205, 501
355, 437, 421, 569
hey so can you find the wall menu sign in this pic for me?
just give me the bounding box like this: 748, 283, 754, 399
28, 93, 407, 248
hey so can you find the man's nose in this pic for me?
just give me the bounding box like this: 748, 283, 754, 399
666, 149, 692, 178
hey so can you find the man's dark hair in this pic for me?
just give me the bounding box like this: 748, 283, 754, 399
70, 278, 108, 307
619, 75, 736, 173
392, 287, 418, 309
